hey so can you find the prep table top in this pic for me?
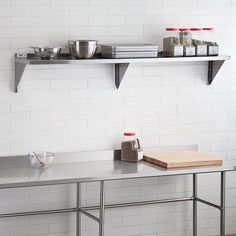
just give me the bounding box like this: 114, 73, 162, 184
0, 158, 235, 189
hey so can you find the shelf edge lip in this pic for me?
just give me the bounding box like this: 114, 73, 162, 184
16, 55, 231, 65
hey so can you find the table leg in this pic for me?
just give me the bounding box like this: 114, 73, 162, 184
76, 183, 82, 236
220, 172, 226, 236
193, 174, 197, 236
99, 181, 105, 236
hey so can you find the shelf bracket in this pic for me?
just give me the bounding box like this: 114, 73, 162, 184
115, 63, 129, 89
208, 60, 225, 85
15, 55, 27, 92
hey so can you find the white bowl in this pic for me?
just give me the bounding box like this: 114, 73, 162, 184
28, 152, 55, 168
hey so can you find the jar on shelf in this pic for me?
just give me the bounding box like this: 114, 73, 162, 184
203, 28, 219, 56
179, 28, 195, 57
163, 28, 183, 57
121, 132, 143, 162
191, 28, 207, 56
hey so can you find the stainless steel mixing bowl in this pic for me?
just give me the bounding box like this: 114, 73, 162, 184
68, 40, 97, 59
30, 46, 62, 60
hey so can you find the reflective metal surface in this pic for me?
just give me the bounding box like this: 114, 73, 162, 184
0, 150, 233, 236
0, 155, 235, 189
15, 54, 230, 92
193, 174, 197, 236
68, 40, 97, 59
29, 46, 62, 59
99, 181, 105, 236
220, 172, 226, 236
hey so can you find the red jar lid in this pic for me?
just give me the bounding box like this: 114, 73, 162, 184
203, 28, 214, 30
190, 28, 202, 31
179, 28, 190, 31
166, 28, 178, 31
124, 132, 136, 136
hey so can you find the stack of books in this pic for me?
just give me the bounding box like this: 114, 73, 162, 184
101, 44, 158, 59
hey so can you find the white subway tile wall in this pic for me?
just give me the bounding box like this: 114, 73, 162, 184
0, 0, 236, 235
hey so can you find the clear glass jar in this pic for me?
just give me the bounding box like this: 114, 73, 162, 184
179, 28, 192, 46
191, 28, 204, 45
163, 28, 183, 57
164, 28, 180, 45
191, 28, 207, 56
203, 27, 219, 56
179, 28, 195, 57
203, 28, 217, 46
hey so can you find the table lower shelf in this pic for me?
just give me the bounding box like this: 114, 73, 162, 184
0, 172, 228, 236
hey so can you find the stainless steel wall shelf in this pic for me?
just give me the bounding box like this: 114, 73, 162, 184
15, 54, 230, 92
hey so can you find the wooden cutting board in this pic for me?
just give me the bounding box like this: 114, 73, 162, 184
143, 151, 223, 169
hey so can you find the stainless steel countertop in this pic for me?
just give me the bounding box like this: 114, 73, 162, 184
0, 158, 235, 189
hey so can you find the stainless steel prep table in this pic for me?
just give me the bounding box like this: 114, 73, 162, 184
0, 158, 235, 236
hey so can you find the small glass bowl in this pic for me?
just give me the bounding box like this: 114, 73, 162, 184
28, 152, 55, 168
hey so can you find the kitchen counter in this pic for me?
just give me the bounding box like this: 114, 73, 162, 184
0, 152, 235, 236
0, 158, 235, 189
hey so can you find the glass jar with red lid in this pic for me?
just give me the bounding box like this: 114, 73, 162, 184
203, 28, 218, 56
179, 28, 195, 56
203, 28, 217, 45
191, 28, 207, 56
191, 28, 204, 45
179, 28, 192, 46
163, 28, 183, 57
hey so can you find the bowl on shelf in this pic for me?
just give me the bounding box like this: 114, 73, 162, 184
68, 40, 98, 59
28, 151, 55, 168
29, 46, 63, 60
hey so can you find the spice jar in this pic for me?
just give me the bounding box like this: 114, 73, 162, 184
121, 132, 143, 162
163, 28, 183, 57
179, 28, 195, 57
203, 28, 219, 56
191, 28, 207, 56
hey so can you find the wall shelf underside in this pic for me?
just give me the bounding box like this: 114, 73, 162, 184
15, 54, 230, 92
